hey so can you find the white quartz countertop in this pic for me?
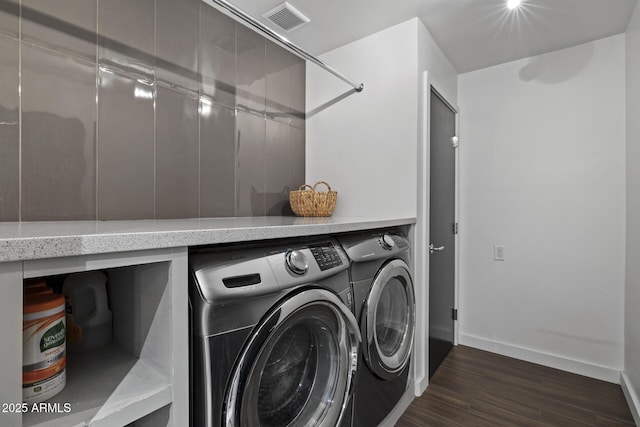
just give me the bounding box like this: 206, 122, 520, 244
0, 216, 416, 262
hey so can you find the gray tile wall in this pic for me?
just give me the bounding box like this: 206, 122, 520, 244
0, 0, 305, 221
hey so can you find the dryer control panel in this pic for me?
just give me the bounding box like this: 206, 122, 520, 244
338, 231, 410, 263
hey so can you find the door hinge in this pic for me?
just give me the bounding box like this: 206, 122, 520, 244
451, 136, 459, 148
452, 308, 458, 321
453, 222, 458, 235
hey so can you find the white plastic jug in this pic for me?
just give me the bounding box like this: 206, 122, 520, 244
62, 271, 112, 352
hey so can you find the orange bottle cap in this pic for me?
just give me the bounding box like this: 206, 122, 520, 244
24, 293, 65, 313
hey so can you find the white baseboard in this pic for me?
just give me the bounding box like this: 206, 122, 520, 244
621, 372, 640, 426
379, 382, 416, 427
459, 333, 621, 384
414, 374, 428, 395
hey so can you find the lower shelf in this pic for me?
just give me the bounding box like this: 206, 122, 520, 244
23, 343, 172, 427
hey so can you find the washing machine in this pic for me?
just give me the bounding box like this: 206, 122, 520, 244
189, 237, 360, 427
338, 230, 416, 427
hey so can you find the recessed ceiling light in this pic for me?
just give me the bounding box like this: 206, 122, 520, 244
507, 0, 522, 9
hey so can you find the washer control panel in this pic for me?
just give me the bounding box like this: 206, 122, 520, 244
190, 237, 350, 302
309, 243, 344, 271
285, 250, 309, 275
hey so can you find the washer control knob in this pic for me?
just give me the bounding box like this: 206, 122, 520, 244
380, 234, 396, 250
285, 250, 309, 275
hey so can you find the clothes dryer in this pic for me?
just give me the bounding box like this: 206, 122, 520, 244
338, 230, 415, 427
189, 237, 360, 427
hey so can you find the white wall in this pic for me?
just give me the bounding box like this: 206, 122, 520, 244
417, 22, 457, 105
624, 2, 640, 422
305, 18, 457, 219
458, 35, 626, 382
305, 19, 419, 218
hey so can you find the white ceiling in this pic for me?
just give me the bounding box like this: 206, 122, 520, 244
225, 0, 637, 73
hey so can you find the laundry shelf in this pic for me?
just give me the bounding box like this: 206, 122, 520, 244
22, 343, 172, 427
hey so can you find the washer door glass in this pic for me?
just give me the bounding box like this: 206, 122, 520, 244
225, 289, 360, 427
364, 259, 415, 380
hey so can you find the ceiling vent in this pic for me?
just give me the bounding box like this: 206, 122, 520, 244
263, 2, 310, 32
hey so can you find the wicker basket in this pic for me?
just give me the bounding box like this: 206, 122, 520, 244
289, 181, 337, 217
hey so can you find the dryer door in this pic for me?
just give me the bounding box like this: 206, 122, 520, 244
224, 288, 360, 427
363, 259, 415, 380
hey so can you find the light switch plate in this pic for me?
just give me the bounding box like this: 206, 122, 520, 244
494, 245, 505, 261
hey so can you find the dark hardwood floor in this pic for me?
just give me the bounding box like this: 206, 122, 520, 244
397, 345, 636, 426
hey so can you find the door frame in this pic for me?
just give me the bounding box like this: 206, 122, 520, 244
415, 71, 460, 394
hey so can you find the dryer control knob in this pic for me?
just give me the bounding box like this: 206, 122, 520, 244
285, 250, 309, 275
380, 234, 396, 250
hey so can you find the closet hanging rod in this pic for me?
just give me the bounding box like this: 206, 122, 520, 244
203, 0, 364, 93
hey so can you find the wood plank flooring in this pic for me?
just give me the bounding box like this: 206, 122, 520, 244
396, 346, 636, 426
